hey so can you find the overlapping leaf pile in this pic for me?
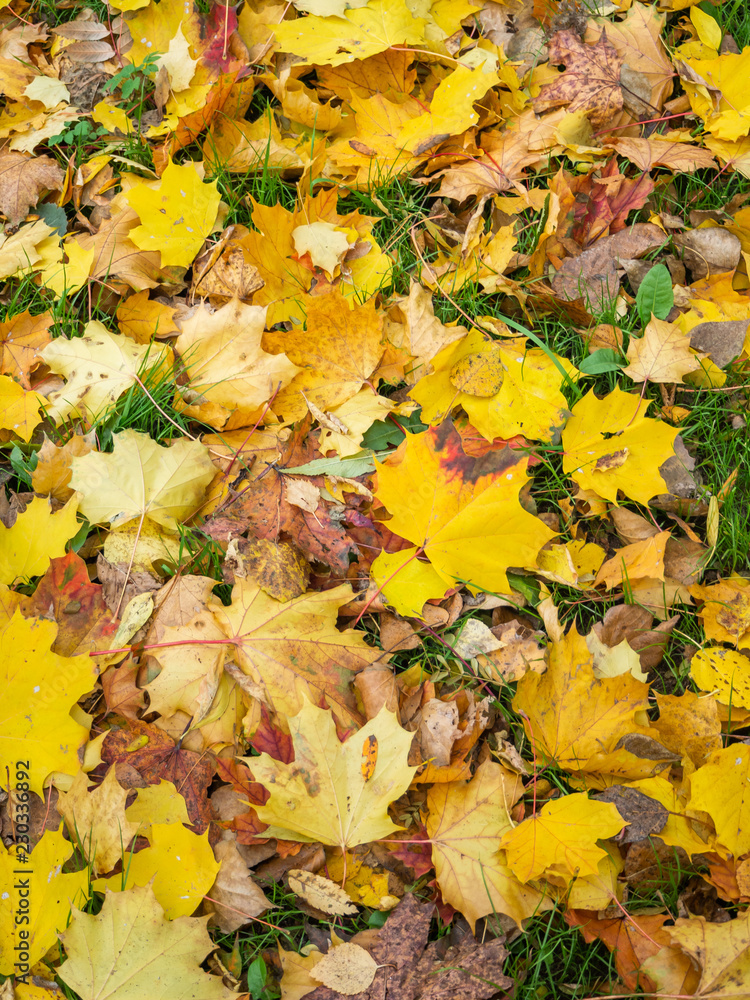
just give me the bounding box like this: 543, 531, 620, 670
2, 0, 750, 995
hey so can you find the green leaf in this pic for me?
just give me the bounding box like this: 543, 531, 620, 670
282, 451, 390, 477
578, 349, 624, 375
246, 957, 267, 999
362, 411, 425, 450
635, 264, 674, 325
37, 203, 68, 237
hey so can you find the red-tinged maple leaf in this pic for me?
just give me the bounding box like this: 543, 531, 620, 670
249, 704, 294, 763
535, 30, 625, 129
213, 758, 270, 842
101, 720, 213, 833
565, 910, 678, 992
19, 551, 118, 657
552, 159, 655, 247
385, 825, 434, 879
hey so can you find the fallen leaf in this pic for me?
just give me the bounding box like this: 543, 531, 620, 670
426, 758, 551, 929
535, 30, 624, 129
249, 701, 416, 850
514, 627, 653, 782
93, 822, 221, 919
287, 869, 358, 915
624, 317, 702, 383
58, 767, 138, 875
173, 298, 300, 429
0, 611, 95, 796
40, 322, 171, 425
58, 884, 235, 1000
500, 793, 625, 883
371, 420, 556, 616
0, 151, 64, 226
126, 158, 221, 267
209, 581, 383, 726
310, 942, 378, 995
0, 828, 89, 974
0, 495, 79, 586
562, 387, 679, 505
70, 429, 215, 530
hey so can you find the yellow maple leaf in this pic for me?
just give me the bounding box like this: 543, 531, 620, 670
272, 0, 426, 67
371, 421, 556, 616
562, 387, 679, 505
690, 647, 750, 708
263, 289, 384, 422
0, 374, 44, 441
38, 239, 94, 297
250, 700, 416, 850
173, 298, 301, 430
40, 321, 171, 425
70, 429, 215, 531
623, 317, 702, 384
58, 767, 139, 876
513, 627, 652, 782
93, 822, 220, 918
0, 827, 89, 975
690, 576, 750, 646
426, 758, 552, 929
689, 743, 750, 860
209, 581, 383, 727
411, 328, 573, 442
58, 884, 234, 1000
398, 64, 500, 153
0, 611, 95, 796
499, 793, 625, 884
644, 908, 750, 1000
0, 495, 79, 585
116, 290, 179, 344
679, 48, 750, 141
126, 159, 220, 267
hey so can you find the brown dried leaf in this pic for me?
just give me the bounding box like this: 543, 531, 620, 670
0, 152, 64, 226
535, 30, 624, 129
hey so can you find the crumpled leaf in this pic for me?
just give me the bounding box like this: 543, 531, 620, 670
0, 151, 64, 226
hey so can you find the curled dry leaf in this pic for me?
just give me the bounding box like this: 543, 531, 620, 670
287, 869, 358, 915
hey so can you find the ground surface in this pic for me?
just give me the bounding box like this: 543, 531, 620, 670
1, 0, 750, 998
